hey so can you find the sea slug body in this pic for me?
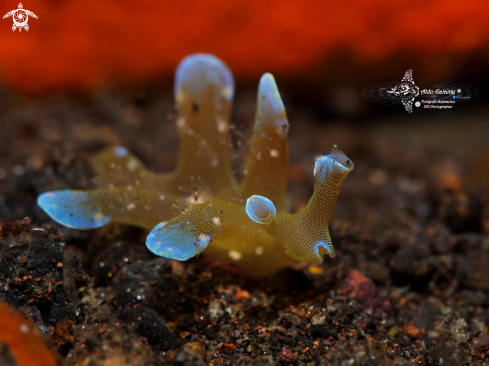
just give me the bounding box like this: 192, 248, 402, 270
37, 53, 353, 278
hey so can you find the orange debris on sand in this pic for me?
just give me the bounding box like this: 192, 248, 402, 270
406, 324, 423, 339
0, 301, 58, 366
0, 0, 488, 93
235, 289, 251, 301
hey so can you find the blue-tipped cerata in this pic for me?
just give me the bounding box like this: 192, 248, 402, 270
258, 73, 285, 118
146, 220, 212, 261
257, 73, 288, 139
175, 53, 235, 102
37, 190, 111, 229
245, 195, 276, 225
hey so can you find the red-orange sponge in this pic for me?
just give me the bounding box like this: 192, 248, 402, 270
0, 0, 488, 93
0, 301, 58, 366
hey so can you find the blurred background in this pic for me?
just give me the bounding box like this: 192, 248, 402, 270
0, 0, 488, 226
0, 0, 488, 111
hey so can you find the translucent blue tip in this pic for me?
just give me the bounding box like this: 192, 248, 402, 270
146, 220, 212, 261
245, 195, 276, 225
258, 73, 285, 118
113, 146, 129, 157
37, 190, 111, 229
175, 53, 234, 102
313, 240, 334, 258
314, 151, 351, 182
256, 73, 288, 138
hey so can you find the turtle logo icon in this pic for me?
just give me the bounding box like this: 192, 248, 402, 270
3, 3, 37, 32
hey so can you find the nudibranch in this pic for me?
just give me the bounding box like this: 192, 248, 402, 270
37, 53, 354, 278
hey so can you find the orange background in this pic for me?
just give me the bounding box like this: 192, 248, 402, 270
0, 0, 488, 93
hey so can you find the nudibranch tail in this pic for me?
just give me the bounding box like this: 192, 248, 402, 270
241, 73, 289, 211
173, 53, 238, 196
245, 145, 353, 264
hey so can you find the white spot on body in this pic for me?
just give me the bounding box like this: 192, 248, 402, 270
221, 86, 232, 100
197, 233, 212, 249
228, 250, 242, 261
187, 128, 194, 136
270, 149, 279, 158
199, 233, 208, 242
94, 212, 105, 222
126, 203, 136, 210
217, 118, 227, 133
127, 158, 138, 171
159, 195, 165, 201
46, 192, 55, 197
211, 158, 218, 167
212, 217, 221, 226
199, 139, 207, 148
255, 246, 264, 255
187, 194, 203, 204
177, 117, 186, 129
